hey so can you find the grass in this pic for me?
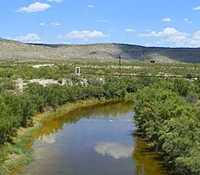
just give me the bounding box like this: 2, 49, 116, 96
1, 59, 200, 80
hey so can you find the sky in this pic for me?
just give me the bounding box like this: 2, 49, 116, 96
1, 0, 200, 47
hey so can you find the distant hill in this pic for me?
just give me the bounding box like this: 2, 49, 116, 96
1, 38, 200, 63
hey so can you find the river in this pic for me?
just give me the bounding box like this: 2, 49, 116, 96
20, 102, 167, 175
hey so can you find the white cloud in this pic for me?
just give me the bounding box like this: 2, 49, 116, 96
64, 30, 106, 40
193, 6, 200, 11
40, 22, 46, 26
190, 31, 200, 46
40, 22, 61, 27
162, 17, 172, 22
95, 142, 133, 159
140, 27, 200, 47
97, 19, 109, 23
184, 18, 192, 24
13, 33, 41, 43
18, 2, 51, 13
125, 28, 135, 32
47, 0, 63, 3
142, 27, 188, 40
50, 22, 62, 26
88, 4, 95, 8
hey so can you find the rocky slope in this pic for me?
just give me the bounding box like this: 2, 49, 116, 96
1, 39, 200, 63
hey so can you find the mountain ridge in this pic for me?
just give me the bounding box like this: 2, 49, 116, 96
1, 38, 200, 63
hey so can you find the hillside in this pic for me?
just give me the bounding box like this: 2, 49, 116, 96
1, 38, 200, 63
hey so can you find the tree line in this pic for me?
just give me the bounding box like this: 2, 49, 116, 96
134, 79, 200, 175
1, 74, 200, 174
0, 77, 142, 145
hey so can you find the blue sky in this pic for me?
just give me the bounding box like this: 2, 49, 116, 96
1, 0, 200, 47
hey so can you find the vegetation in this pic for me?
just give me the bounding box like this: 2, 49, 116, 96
0, 75, 141, 175
134, 79, 200, 175
1, 60, 200, 175
2, 39, 200, 63
1, 59, 200, 80
0, 77, 138, 145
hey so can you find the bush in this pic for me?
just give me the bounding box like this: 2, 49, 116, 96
134, 83, 200, 175
0, 77, 136, 144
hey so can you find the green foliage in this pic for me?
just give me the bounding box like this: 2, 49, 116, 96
134, 81, 200, 175
1, 59, 200, 175
0, 77, 137, 146
173, 79, 191, 97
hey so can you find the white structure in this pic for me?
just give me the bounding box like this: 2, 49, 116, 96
15, 78, 24, 93
32, 64, 54, 69
29, 79, 59, 87
75, 67, 81, 76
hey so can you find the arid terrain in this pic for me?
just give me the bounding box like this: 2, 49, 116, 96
1, 38, 200, 63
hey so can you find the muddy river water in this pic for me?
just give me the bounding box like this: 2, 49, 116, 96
21, 102, 167, 175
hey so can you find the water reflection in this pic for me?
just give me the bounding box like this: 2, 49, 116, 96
95, 142, 133, 159
19, 102, 167, 175
37, 134, 56, 144
133, 137, 167, 175
37, 102, 134, 138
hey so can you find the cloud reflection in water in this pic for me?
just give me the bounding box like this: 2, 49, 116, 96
95, 142, 134, 159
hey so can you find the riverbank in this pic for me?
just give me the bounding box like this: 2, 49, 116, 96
0, 98, 122, 175
134, 81, 200, 175
19, 101, 168, 175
